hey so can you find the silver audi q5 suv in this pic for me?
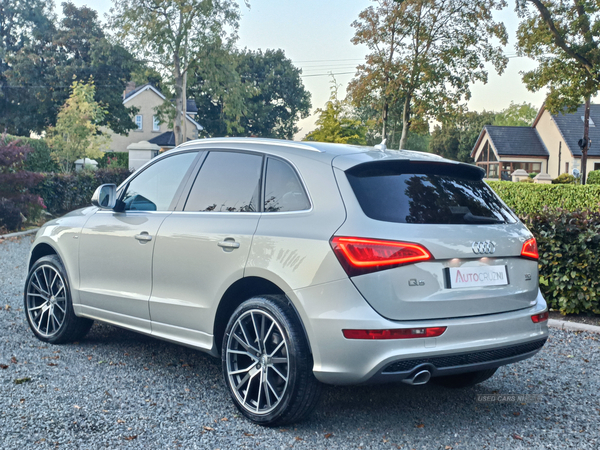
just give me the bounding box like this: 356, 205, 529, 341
24, 138, 548, 425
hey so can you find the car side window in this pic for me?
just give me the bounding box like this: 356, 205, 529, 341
184, 151, 262, 212
122, 152, 197, 211
264, 158, 310, 212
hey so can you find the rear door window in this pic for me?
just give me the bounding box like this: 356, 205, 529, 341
264, 158, 310, 212
346, 161, 517, 224
184, 151, 262, 212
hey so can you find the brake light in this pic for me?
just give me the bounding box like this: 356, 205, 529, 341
531, 311, 548, 323
343, 327, 447, 340
521, 237, 539, 260
331, 236, 432, 276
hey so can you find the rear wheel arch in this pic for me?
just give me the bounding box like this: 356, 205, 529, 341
213, 277, 311, 357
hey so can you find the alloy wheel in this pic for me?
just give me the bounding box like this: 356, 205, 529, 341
25, 264, 67, 338
225, 309, 290, 415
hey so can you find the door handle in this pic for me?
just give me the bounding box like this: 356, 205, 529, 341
218, 240, 240, 249
135, 233, 153, 242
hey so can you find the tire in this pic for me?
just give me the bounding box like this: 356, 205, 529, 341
432, 368, 498, 388
24, 255, 93, 344
222, 295, 321, 426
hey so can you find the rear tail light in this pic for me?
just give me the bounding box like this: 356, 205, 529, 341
343, 327, 447, 340
331, 236, 432, 276
531, 311, 548, 323
521, 237, 539, 260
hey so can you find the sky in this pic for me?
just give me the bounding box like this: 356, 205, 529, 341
54, 0, 547, 140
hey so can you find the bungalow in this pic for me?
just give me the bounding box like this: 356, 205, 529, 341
472, 103, 600, 180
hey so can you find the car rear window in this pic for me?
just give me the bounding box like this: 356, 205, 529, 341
345, 161, 517, 224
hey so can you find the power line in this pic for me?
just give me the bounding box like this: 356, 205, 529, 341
300, 71, 356, 78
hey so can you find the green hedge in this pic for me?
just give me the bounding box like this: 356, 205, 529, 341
587, 170, 600, 185
522, 208, 600, 314
487, 181, 600, 215
33, 168, 131, 215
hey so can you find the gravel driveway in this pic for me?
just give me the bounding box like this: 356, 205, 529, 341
1, 236, 599, 449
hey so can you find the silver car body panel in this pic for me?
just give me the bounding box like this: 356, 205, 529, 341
28, 138, 549, 385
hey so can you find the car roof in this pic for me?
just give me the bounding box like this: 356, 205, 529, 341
172, 137, 467, 170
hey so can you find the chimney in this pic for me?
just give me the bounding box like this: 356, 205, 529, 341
123, 81, 136, 99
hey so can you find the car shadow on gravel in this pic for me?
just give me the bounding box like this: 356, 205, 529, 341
79, 322, 543, 433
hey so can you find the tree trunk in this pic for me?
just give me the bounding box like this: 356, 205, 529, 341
173, 55, 184, 147
381, 101, 389, 141
399, 93, 412, 150
183, 70, 188, 143
581, 96, 591, 185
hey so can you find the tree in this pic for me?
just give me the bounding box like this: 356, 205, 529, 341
0, 0, 56, 135
0, 134, 44, 231
1, 2, 141, 136
494, 102, 538, 126
111, 0, 242, 146
46, 79, 108, 172
188, 47, 311, 139
349, 0, 508, 150
516, 0, 600, 184
429, 110, 497, 162
303, 81, 368, 145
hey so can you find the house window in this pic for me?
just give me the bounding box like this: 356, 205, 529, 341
566, 162, 569, 174
581, 116, 596, 127
594, 162, 600, 171
153, 116, 160, 132
135, 115, 143, 130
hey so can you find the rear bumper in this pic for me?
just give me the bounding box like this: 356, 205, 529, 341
369, 338, 546, 384
291, 279, 549, 385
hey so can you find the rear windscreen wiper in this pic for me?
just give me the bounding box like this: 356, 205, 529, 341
462, 212, 503, 224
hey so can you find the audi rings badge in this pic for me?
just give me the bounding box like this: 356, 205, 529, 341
472, 241, 496, 255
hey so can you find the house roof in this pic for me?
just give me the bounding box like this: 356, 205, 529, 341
472, 126, 549, 158
148, 132, 177, 147
123, 84, 165, 102
148, 131, 196, 147
550, 104, 600, 157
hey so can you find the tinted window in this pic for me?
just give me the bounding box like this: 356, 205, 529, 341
264, 158, 310, 212
184, 152, 262, 212
122, 152, 197, 211
346, 161, 517, 224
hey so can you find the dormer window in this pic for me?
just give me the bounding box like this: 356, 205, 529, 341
135, 115, 143, 130
581, 116, 595, 127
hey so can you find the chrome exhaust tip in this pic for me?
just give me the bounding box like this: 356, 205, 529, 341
402, 369, 431, 385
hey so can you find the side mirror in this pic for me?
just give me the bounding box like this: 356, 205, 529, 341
91, 184, 117, 209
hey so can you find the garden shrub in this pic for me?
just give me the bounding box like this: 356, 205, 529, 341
0, 135, 45, 232
97, 151, 129, 169
587, 170, 600, 185
3, 134, 59, 173
487, 181, 600, 215
521, 208, 600, 315
552, 173, 576, 184
34, 168, 131, 215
